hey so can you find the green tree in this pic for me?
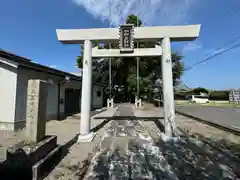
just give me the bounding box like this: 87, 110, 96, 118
191, 87, 209, 94
76, 14, 184, 101
126, 14, 142, 26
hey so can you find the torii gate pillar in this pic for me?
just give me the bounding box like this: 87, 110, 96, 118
78, 40, 95, 142
162, 37, 175, 137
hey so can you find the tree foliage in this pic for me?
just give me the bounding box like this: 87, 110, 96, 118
77, 14, 185, 101
191, 87, 209, 94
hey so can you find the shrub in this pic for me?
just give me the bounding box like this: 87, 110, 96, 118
209, 91, 229, 101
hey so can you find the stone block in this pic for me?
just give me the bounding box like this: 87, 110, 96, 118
32, 145, 62, 180
7, 135, 57, 164
25, 79, 49, 143
2, 135, 59, 179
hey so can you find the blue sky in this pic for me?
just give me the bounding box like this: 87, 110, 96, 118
0, 0, 240, 90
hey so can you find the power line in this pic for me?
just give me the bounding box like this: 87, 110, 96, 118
203, 35, 240, 57
185, 42, 240, 71
201, 6, 240, 30
183, 5, 240, 71
182, 5, 240, 59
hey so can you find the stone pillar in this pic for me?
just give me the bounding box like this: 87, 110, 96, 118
78, 40, 95, 142
26, 79, 48, 143
161, 37, 175, 137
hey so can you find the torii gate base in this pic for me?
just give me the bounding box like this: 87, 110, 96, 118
135, 97, 142, 108
107, 98, 114, 108
56, 24, 200, 143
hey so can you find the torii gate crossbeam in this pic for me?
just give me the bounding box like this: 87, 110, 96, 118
56, 24, 201, 142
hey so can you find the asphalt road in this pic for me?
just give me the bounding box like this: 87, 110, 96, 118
176, 105, 240, 132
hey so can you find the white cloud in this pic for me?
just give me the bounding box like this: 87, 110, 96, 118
72, 0, 198, 26
49, 65, 57, 69
182, 42, 202, 54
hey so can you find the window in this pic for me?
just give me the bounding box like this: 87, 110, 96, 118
194, 95, 207, 99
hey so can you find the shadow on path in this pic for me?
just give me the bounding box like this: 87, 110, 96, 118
155, 128, 240, 180
94, 116, 164, 120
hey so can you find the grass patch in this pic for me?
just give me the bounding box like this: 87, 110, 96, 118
175, 100, 240, 108
175, 100, 189, 104
201, 103, 240, 108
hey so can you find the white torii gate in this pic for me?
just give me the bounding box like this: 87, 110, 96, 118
56, 24, 201, 142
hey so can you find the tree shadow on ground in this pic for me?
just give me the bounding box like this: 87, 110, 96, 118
91, 120, 111, 133
155, 128, 240, 180
62, 108, 107, 121
94, 116, 164, 121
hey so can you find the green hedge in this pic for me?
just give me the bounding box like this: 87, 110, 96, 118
208, 91, 229, 101
174, 91, 230, 101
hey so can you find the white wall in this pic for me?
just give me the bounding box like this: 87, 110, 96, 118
0, 60, 18, 130
0, 58, 105, 131
15, 67, 60, 121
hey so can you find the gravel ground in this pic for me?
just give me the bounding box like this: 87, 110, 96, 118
0, 108, 108, 162
44, 107, 117, 180
0, 129, 25, 161
133, 104, 240, 180
1, 104, 240, 179
0, 107, 116, 180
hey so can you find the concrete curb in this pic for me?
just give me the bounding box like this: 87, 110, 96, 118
176, 110, 240, 136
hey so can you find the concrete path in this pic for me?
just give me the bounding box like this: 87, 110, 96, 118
176, 105, 240, 132
84, 104, 178, 180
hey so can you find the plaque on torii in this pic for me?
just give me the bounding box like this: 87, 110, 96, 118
119, 24, 134, 53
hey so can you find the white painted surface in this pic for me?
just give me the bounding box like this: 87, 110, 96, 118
14, 67, 28, 123
46, 83, 58, 119
0, 56, 105, 131
0, 60, 18, 126
92, 47, 162, 58
56, 24, 201, 44
161, 37, 175, 137
15, 67, 60, 121
80, 40, 92, 135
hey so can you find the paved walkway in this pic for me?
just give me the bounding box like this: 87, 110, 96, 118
84, 104, 177, 180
